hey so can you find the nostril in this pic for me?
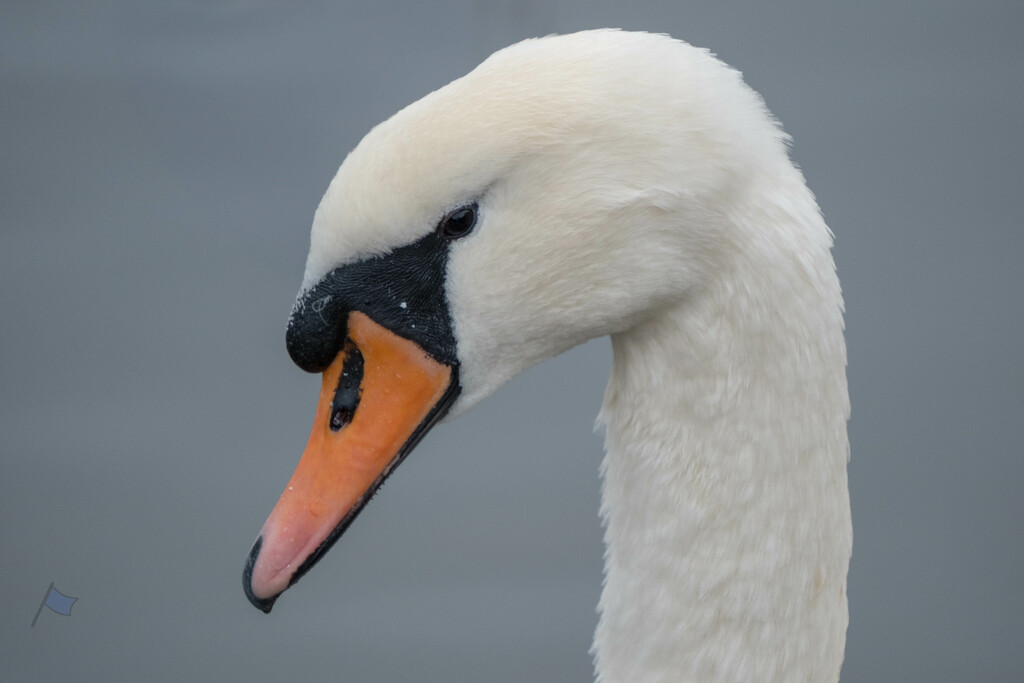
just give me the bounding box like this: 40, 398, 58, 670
330, 407, 353, 431
329, 339, 364, 432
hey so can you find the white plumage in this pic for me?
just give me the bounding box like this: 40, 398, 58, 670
304, 29, 850, 683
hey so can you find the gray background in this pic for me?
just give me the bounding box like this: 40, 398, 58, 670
2, 1, 1021, 681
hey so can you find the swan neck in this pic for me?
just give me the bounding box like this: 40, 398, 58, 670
593, 219, 851, 682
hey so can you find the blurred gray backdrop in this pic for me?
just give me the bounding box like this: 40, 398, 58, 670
2, 1, 1022, 681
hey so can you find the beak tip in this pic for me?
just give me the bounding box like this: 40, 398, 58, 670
243, 536, 279, 614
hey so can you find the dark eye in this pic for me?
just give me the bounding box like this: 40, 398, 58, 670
437, 203, 478, 240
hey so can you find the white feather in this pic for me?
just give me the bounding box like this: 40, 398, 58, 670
305, 29, 850, 683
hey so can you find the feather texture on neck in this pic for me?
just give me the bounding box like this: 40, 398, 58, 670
594, 169, 850, 683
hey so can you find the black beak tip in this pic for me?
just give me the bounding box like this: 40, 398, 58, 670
242, 536, 278, 614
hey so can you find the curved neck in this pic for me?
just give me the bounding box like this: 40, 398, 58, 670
592, 180, 851, 682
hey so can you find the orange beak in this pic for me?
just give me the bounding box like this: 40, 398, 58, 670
243, 311, 456, 611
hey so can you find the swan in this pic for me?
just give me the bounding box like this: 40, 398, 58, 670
243, 29, 851, 683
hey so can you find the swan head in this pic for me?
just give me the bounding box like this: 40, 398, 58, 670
244, 29, 793, 611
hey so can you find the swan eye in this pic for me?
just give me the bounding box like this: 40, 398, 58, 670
437, 203, 477, 240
